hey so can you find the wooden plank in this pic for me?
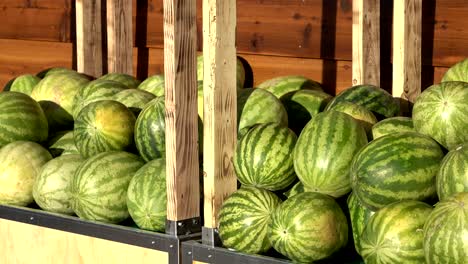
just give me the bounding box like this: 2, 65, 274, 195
393, 0, 422, 103
76, 0, 103, 77
352, 0, 380, 86
107, 0, 133, 74
0, 218, 169, 264
163, 0, 200, 224
202, 0, 237, 230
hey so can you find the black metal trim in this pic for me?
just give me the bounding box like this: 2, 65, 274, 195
166, 217, 202, 236
201, 227, 222, 247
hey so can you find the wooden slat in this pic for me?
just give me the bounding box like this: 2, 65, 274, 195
202, 0, 237, 230
76, 0, 103, 77
107, 0, 133, 74
163, 0, 200, 223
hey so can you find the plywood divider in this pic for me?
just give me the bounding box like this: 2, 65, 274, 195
107, 0, 133, 74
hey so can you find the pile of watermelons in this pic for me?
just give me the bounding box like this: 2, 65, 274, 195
0, 56, 467, 264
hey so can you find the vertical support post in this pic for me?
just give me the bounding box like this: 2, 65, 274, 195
107, 0, 133, 74
352, 0, 380, 86
163, 0, 201, 235
76, 0, 102, 77
202, 0, 237, 246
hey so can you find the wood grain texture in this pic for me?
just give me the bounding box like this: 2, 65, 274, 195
107, 0, 133, 74
163, 0, 200, 222
202, 0, 238, 229
76, 0, 103, 77
0, 219, 169, 264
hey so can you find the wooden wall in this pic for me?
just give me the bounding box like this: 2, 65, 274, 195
0, 0, 467, 94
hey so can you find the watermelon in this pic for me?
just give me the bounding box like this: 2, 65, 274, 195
412, 81, 468, 150
347, 192, 376, 255
127, 158, 166, 232
360, 200, 432, 264
32, 154, 84, 214
257, 75, 322, 99
423, 192, 468, 264
9, 74, 41, 95
0, 141, 52, 206
111, 88, 156, 114
138, 74, 165, 96
2, 77, 15, 91
69, 151, 144, 223
351, 132, 445, 210
98, 73, 140, 88
72, 79, 128, 118
218, 186, 281, 254
197, 55, 246, 89
283, 181, 307, 198
47, 130, 79, 157
294, 111, 368, 197
328, 101, 378, 138
0, 92, 48, 147
441, 58, 468, 83
74, 100, 136, 158
36, 67, 79, 78
436, 143, 468, 200
233, 123, 297, 191
268, 192, 348, 263
372, 117, 414, 140
325, 85, 399, 119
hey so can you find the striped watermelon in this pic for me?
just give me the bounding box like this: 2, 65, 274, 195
0, 92, 48, 147
127, 158, 166, 232
412, 81, 468, 150
111, 88, 155, 114
0, 141, 52, 206
329, 101, 377, 136
48, 131, 79, 157
268, 192, 348, 263
218, 186, 281, 254
351, 132, 445, 210
283, 181, 306, 198
423, 192, 468, 264
36, 67, 79, 78
257, 75, 323, 99
138, 74, 165, 97
294, 111, 368, 197
32, 154, 84, 214
98, 73, 140, 88
74, 100, 136, 158
347, 192, 376, 255
436, 143, 468, 200
69, 151, 144, 223
233, 123, 297, 191
134, 97, 165, 162
197, 55, 246, 89
441, 58, 468, 82
360, 200, 432, 264
9, 74, 41, 95
325, 85, 399, 119
372, 117, 414, 140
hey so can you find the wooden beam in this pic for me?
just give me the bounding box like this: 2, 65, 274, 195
76, 0, 103, 77
202, 0, 237, 237
163, 0, 200, 232
107, 0, 133, 74
352, 0, 380, 86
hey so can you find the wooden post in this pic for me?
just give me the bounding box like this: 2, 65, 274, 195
393, 0, 422, 110
163, 0, 201, 235
202, 0, 237, 246
75, 0, 102, 77
352, 0, 380, 86
106, 0, 133, 74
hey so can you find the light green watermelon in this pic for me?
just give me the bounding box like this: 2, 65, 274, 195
36, 67, 79, 78
347, 192, 376, 255
111, 88, 156, 114
436, 143, 468, 200
328, 101, 378, 138
257, 75, 322, 99
371, 117, 414, 139
9, 74, 41, 95
47, 130, 79, 157
98, 73, 140, 88
138, 74, 165, 96
441, 58, 468, 83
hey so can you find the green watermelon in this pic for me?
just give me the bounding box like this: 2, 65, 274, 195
412, 81, 468, 150
138, 74, 165, 96
351, 132, 445, 210
372, 117, 414, 140
360, 200, 432, 264
294, 111, 368, 197
74, 100, 136, 158
423, 192, 468, 264
127, 158, 166, 232
218, 186, 281, 254
32, 154, 84, 214
0, 92, 48, 147
47, 130, 79, 157
436, 143, 468, 200
98, 73, 140, 88
9, 74, 41, 95
72, 79, 128, 118
283, 181, 307, 198
111, 88, 156, 114
268, 192, 348, 263
197, 55, 246, 89
36, 67, 78, 78
0, 141, 52, 206
69, 151, 144, 223
233, 123, 297, 191
347, 192, 376, 255
328, 101, 378, 138
325, 85, 399, 119
257, 75, 322, 99
441, 58, 468, 83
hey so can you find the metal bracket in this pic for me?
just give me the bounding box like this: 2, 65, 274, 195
202, 227, 222, 247
166, 217, 201, 236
